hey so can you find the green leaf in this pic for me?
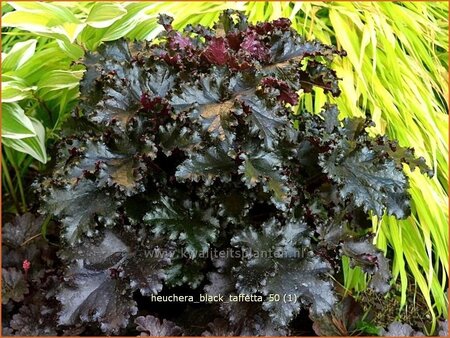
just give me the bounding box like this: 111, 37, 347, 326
2, 3, 84, 42
1, 76, 35, 103
99, 3, 160, 42
1, 10, 54, 34
37, 70, 84, 93
56, 39, 84, 60
2, 39, 37, 72
86, 3, 127, 29
2, 117, 47, 163
1, 103, 36, 139
52, 22, 86, 43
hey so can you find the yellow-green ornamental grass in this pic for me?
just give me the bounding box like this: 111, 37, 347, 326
2, 1, 448, 327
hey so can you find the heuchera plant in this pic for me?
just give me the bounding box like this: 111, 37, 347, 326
36, 10, 430, 335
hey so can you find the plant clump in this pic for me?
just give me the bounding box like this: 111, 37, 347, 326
33, 10, 430, 335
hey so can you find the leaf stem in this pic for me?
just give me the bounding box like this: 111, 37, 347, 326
20, 233, 41, 247
41, 213, 53, 242
1, 155, 20, 212
33, 93, 54, 126
5, 148, 28, 212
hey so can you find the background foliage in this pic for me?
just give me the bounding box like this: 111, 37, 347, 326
1, 0, 448, 328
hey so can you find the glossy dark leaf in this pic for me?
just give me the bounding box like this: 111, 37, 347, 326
135, 315, 183, 336
321, 144, 409, 219
176, 143, 236, 184
144, 197, 219, 256
231, 218, 336, 326
342, 240, 391, 293
238, 144, 289, 207
202, 318, 233, 336
240, 95, 287, 150
57, 231, 137, 334
310, 296, 365, 336
42, 179, 119, 244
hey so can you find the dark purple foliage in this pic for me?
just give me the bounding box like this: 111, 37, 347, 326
1, 10, 431, 336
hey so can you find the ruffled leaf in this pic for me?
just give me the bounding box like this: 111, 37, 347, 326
231, 218, 336, 326
57, 231, 136, 333
2, 268, 29, 304
42, 179, 119, 245
176, 143, 235, 184
135, 315, 183, 336
342, 240, 391, 293
144, 197, 219, 256
321, 144, 409, 219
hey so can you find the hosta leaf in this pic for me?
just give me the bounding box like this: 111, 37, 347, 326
37, 70, 84, 92
135, 315, 183, 336
1, 76, 35, 102
86, 3, 127, 29
2, 116, 47, 163
1, 103, 35, 139
2, 39, 37, 72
